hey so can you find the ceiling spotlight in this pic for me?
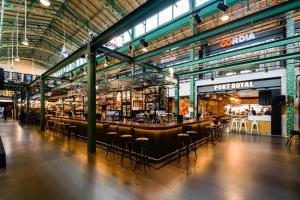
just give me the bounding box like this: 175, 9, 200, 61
40, 0, 51, 7
221, 13, 229, 22
22, 38, 29, 46
15, 57, 20, 62
211, 74, 214, 81
129, 45, 133, 52
194, 13, 203, 24
265, 67, 268, 73
140, 39, 148, 52
217, 2, 229, 12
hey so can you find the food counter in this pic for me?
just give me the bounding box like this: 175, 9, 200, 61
48, 117, 210, 162
236, 115, 271, 135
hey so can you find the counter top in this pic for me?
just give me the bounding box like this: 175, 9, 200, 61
48, 116, 208, 130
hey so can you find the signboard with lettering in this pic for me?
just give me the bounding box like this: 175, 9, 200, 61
220, 32, 256, 48
165, 76, 177, 84
197, 78, 281, 93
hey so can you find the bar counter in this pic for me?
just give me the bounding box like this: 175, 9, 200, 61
48, 117, 210, 162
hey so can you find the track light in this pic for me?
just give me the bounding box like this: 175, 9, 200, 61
140, 39, 148, 52
221, 13, 229, 22
217, 2, 229, 12
194, 13, 203, 24
40, 0, 51, 7
129, 45, 133, 52
211, 74, 214, 81
265, 67, 268, 73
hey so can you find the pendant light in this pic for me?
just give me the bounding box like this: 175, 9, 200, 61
40, 0, 51, 7
61, 18, 68, 58
22, 0, 29, 46
15, 12, 20, 62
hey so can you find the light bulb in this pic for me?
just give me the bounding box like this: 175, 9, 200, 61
15, 57, 20, 62
142, 47, 147, 52
221, 13, 229, 22
22, 38, 29, 46
104, 62, 108, 67
40, 0, 51, 7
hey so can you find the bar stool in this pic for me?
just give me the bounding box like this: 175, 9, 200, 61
250, 120, 259, 134
186, 124, 199, 156
119, 127, 134, 165
177, 126, 192, 163
46, 120, 54, 133
103, 123, 118, 158
207, 122, 217, 145
239, 118, 247, 134
69, 125, 77, 138
230, 118, 239, 133
134, 133, 150, 173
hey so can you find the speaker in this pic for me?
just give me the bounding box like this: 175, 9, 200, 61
277, 95, 286, 105
194, 14, 203, 24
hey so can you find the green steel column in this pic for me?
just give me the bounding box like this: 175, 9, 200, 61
87, 42, 96, 154
40, 77, 46, 131
175, 79, 179, 116
26, 88, 30, 124
286, 11, 295, 135
189, 0, 196, 118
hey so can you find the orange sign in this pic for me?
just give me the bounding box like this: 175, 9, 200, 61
220, 33, 256, 48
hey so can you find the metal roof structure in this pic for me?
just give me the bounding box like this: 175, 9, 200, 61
0, 0, 144, 67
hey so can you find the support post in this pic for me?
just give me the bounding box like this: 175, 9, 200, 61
26, 88, 30, 124
13, 92, 17, 119
189, 0, 196, 118
40, 77, 46, 131
175, 78, 179, 116
286, 11, 295, 135
16, 92, 19, 120
87, 42, 96, 154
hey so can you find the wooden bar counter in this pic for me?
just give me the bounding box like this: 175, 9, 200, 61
48, 117, 210, 162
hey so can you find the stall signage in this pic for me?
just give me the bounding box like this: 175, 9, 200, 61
214, 81, 253, 91
165, 76, 177, 84
220, 32, 256, 48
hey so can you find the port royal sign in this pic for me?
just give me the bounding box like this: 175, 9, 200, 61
214, 81, 253, 91
197, 78, 281, 93
220, 32, 256, 48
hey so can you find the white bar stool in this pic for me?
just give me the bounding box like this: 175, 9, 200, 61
231, 119, 239, 133
251, 120, 259, 134
239, 119, 247, 134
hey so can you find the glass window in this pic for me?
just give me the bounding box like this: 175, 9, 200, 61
159, 6, 172, 26
114, 36, 123, 47
123, 30, 132, 44
173, 0, 189, 18
146, 14, 158, 32
195, 0, 210, 7
135, 22, 145, 37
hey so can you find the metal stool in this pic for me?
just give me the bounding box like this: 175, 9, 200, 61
103, 123, 118, 158
134, 136, 150, 173
177, 126, 192, 163
186, 124, 199, 157
231, 118, 239, 133
239, 119, 247, 134
119, 127, 134, 165
250, 120, 259, 134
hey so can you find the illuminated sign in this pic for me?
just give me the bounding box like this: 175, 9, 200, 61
220, 32, 256, 48
214, 81, 253, 91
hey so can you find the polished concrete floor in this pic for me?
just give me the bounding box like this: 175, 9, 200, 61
0, 119, 300, 200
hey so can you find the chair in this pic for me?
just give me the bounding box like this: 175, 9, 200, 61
239, 118, 247, 134
250, 120, 259, 134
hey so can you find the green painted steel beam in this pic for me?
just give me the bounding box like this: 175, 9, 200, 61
135, 0, 300, 62
179, 51, 300, 77
98, 46, 133, 63
165, 35, 300, 72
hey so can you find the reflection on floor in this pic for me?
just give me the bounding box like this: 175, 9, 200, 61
0, 119, 300, 200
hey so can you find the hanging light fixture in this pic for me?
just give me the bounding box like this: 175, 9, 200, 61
218, 1, 230, 22
15, 12, 20, 62
40, 0, 51, 7
61, 18, 69, 58
140, 39, 148, 52
22, 0, 29, 46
